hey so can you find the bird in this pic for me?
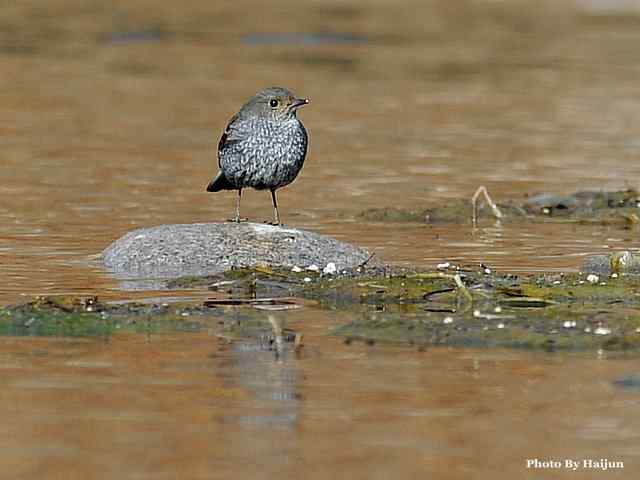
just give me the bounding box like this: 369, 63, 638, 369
206, 86, 309, 225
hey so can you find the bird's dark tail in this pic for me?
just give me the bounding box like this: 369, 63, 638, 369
206, 172, 234, 192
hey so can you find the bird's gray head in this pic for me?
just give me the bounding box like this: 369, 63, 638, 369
239, 87, 309, 121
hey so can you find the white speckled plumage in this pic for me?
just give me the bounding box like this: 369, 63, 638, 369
220, 115, 307, 190
206, 87, 309, 224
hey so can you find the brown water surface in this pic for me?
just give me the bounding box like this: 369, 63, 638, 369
1, 312, 638, 479
1, 1, 640, 478
2, 0, 640, 303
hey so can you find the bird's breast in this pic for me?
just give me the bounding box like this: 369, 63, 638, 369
220, 118, 307, 189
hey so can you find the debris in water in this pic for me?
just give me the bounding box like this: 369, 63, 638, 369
594, 326, 611, 335
471, 185, 503, 227
323, 262, 337, 275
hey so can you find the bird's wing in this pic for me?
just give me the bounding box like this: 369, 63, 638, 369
217, 113, 242, 167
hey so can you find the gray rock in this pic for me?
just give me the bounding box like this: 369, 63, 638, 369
581, 250, 640, 275
102, 223, 371, 282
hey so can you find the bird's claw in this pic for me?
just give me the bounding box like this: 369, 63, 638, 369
227, 217, 248, 223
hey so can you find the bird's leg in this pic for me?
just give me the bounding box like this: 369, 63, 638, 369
235, 189, 242, 222
228, 189, 247, 223
270, 189, 281, 226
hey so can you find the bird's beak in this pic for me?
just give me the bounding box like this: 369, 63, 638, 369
291, 98, 309, 109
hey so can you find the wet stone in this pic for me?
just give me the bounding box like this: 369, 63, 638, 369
613, 376, 640, 391
102, 223, 372, 281
582, 251, 640, 275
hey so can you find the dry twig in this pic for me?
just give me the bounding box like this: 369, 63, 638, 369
472, 186, 503, 227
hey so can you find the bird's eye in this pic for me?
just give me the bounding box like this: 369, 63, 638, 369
269, 99, 279, 108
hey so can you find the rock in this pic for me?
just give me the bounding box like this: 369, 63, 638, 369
582, 250, 640, 275
102, 223, 372, 281
613, 375, 640, 391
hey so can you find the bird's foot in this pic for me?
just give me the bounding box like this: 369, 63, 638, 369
264, 220, 282, 227
227, 216, 248, 223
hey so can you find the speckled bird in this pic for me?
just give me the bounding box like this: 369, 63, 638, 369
206, 86, 309, 225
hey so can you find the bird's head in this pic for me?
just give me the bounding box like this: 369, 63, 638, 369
241, 87, 309, 121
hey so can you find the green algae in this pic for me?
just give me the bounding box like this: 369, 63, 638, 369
5, 262, 640, 350
164, 264, 640, 350
357, 207, 428, 222
0, 308, 116, 337
329, 270, 640, 350
357, 189, 640, 225
0, 294, 302, 357
334, 302, 640, 351
302, 267, 640, 350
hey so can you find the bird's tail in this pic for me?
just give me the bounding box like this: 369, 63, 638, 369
206, 172, 234, 192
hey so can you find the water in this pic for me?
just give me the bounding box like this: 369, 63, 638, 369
1, 1, 640, 477
0, 316, 637, 479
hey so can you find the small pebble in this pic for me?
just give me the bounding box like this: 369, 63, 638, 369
594, 326, 611, 335
497, 323, 505, 329
635, 327, 640, 334
563, 321, 576, 329
611, 273, 619, 279
584, 327, 592, 333
323, 262, 337, 275
307, 264, 319, 272
436, 262, 450, 270
553, 280, 561, 285
473, 309, 481, 318
291, 266, 302, 273
586, 274, 599, 284
443, 317, 453, 324
493, 306, 502, 313
303, 277, 312, 283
